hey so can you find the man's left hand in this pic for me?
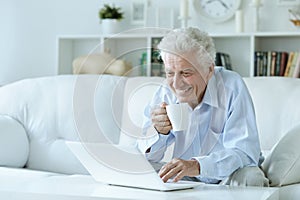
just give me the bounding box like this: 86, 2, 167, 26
158, 158, 200, 182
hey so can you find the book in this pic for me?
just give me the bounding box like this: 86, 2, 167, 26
215, 52, 222, 67
215, 52, 232, 70
254, 51, 263, 76
266, 51, 272, 76
288, 52, 299, 77
262, 52, 268, 76
279, 52, 288, 76
150, 38, 164, 77
270, 51, 277, 76
140, 52, 147, 76
284, 52, 294, 77
254, 52, 258, 76
224, 54, 232, 70
275, 52, 281, 76
292, 52, 300, 78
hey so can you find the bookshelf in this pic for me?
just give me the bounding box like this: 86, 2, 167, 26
253, 33, 300, 78
56, 31, 300, 78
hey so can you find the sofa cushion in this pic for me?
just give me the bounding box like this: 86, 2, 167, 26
278, 183, 300, 200
119, 76, 164, 146
0, 115, 29, 167
243, 77, 300, 151
0, 167, 61, 190
0, 75, 126, 174
262, 124, 300, 186
119, 76, 175, 162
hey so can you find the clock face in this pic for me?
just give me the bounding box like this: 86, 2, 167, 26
194, 0, 241, 23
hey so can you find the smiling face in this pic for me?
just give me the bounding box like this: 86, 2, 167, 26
163, 53, 213, 109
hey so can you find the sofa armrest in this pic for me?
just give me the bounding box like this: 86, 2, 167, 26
0, 115, 29, 167
262, 123, 300, 187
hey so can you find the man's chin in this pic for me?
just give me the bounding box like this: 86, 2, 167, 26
176, 95, 198, 104
176, 97, 190, 103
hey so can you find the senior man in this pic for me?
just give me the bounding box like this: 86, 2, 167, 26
137, 27, 269, 186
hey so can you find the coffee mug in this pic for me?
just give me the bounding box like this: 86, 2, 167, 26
166, 103, 190, 131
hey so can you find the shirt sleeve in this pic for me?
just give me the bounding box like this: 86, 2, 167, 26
193, 79, 261, 181
136, 104, 175, 162
145, 133, 174, 162
136, 86, 175, 162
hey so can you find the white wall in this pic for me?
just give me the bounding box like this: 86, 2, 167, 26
0, 0, 299, 85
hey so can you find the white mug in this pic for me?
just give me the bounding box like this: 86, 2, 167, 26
166, 103, 190, 131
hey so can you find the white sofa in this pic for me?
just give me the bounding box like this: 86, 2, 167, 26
0, 74, 300, 200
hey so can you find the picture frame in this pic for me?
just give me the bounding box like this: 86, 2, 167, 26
277, 0, 300, 6
130, 0, 147, 25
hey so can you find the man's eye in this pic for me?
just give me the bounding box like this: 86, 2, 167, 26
183, 72, 192, 77
166, 72, 174, 77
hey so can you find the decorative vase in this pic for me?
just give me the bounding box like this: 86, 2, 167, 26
101, 19, 121, 35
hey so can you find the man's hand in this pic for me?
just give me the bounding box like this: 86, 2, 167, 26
158, 158, 200, 182
151, 102, 172, 134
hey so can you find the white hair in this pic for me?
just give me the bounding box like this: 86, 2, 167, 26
157, 27, 216, 72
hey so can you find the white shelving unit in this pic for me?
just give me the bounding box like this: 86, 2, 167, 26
56, 31, 300, 77
56, 35, 102, 74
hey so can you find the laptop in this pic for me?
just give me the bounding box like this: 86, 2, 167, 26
66, 141, 203, 191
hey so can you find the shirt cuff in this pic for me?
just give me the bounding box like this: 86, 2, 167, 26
192, 156, 215, 178
148, 133, 169, 152
145, 133, 173, 162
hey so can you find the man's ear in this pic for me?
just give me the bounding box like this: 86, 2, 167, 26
207, 64, 214, 79
203, 65, 214, 84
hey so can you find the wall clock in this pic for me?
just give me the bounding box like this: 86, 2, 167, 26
194, 0, 241, 23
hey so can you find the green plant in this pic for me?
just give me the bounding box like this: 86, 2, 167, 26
99, 4, 124, 20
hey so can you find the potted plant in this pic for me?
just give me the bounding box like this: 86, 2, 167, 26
99, 4, 124, 34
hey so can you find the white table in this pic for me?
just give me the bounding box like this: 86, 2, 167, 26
0, 175, 279, 200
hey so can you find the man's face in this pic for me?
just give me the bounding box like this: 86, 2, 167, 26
164, 53, 212, 108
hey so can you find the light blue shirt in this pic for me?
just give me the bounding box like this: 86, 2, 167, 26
138, 67, 262, 183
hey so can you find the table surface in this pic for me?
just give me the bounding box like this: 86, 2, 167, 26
0, 175, 279, 200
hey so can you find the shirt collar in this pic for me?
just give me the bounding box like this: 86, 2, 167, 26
201, 73, 219, 108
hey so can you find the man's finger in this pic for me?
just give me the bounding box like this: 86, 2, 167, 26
159, 161, 179, 180
161, 166, 181, 183
160, 102, 168, 108
173, 170, 185, 182
158, 162, 176, 177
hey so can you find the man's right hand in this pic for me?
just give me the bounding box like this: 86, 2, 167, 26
151, 102, 172, 135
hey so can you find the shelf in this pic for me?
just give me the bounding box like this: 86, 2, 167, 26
254, 32, 300, 37
56, 32, 300, 77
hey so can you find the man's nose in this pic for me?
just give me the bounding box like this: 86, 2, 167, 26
173, 74, 183, 89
